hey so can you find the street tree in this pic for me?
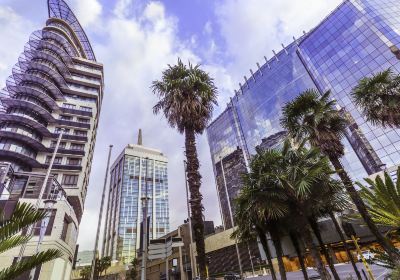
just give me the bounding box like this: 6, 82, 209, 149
152, 58, 217, 279
281, 89, 400, 265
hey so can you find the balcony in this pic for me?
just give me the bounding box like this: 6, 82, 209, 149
0, 144, 42, 169
0, 130, 46, 152
12, 72, 65, 101
52, 132, 87, 142
46, 164, 82, 171
1, 98, 55, 122
6, 81, 60, 111
29, 39, 73, 66
57, 119, 90, 129
0, 113, 52, 137
48, 147, 85, 156
60, 107, 92, 117
23, 48, 71, 78
0, 169, 66, 203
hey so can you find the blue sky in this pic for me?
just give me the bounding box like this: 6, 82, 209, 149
0, 0, 342, 251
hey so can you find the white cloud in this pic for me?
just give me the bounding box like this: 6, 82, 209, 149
216, 0, 342, 81
204, 21, 213, 35
0, 0, 345, 255
0, 6, 37, 88
114, 0, 133, 18
77, 1, 221, 251
69, 0, 102, 27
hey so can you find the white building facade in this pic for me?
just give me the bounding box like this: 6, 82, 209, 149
0, 0, 104, 279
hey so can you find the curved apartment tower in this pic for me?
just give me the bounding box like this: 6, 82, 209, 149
0, 0, 103, 279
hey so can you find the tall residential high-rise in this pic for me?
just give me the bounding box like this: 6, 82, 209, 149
207, 0, 400, 229
102, 133, 169, 264
0, 0, 103, 278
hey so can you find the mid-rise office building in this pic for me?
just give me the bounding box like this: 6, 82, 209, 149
207, 0, 400, 229
103, 134, 169, 264
0, 0, 104, 278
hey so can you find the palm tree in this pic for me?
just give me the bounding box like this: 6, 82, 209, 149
281, 89, 400, 265
152, 59, 217, 278
233, 162, 288, 280
275, 141, 336, 280
351, 69, 400, 128
356, 167, 400, 229
288, 230, 309, 280
232, 192, 279, 280
355, 167, 400, 270
251, 141, 340, 279
0, 202, 62, 280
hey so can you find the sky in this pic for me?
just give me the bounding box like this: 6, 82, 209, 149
0, 0, 342, 251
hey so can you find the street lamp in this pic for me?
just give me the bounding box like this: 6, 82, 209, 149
29, 198, 57, 279
90, 145, 113, 280
141, 157, 150, 280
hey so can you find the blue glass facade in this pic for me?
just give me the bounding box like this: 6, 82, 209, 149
207, 0, 400, 228
299, 0, 400, 168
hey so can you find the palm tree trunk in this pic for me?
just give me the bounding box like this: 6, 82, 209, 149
309, 218, 340, 280
289, 231, 309, 280
270, 228, 287, 280
329, 212, 362, 280
256, 226, 277, 280
302, 226, 331, 280
184, 128, 206, 279
329, 156, 400, 265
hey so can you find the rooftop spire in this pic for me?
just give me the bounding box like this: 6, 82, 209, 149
138, 129, 142, 145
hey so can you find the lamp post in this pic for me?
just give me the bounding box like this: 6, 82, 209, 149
90, 145, 113, 280
29, 198, 57, 279
18, 128, 65, 262
141, 157, 150, 280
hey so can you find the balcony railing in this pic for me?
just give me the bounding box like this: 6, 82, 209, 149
2, 171, 66, 202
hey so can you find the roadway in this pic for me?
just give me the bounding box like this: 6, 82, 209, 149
247, 263, 390, 280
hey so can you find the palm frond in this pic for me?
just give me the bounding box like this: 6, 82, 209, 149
0, 249, 62, 280
0, 235, 31, 255
0, 202, 45, 242
280, 89, 347, 158
351, 68, 400, 127
357, 167, 400, 228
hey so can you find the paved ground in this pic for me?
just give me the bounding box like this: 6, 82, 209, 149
247, 263, 390, 280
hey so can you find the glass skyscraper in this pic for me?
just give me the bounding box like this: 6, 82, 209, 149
0, 0, 104, 279
207, 0, 400, 229
103, 140, 169, 264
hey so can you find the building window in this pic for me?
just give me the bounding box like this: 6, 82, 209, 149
63, 103, 76, 109
62, 174, 79, 186
54, 127, 70, 134
45, 156, 62, 164
59, 115, 72, 121
74, 130, 87, 137
50, 141, 66, 149
30, 209, 56, 236
61, 216, 69, 242
70, 143, 84, 150
67, 157, 81, 165
80, 106, 92, 112
77, 117, 90, 123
